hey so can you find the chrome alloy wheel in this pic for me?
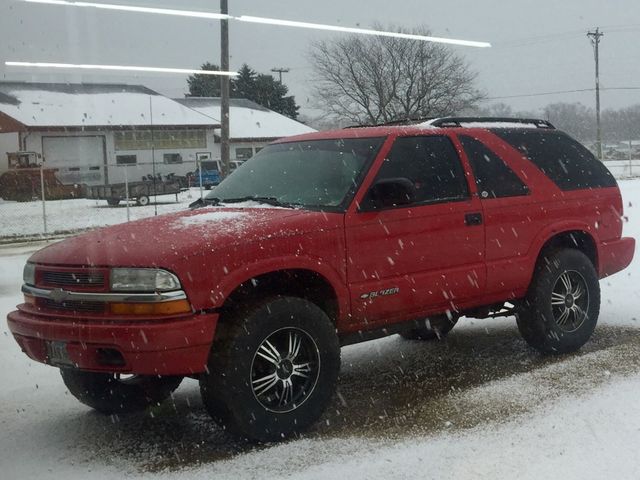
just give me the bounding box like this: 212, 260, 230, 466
551, 270, 590, 333
250, 327, 321, 413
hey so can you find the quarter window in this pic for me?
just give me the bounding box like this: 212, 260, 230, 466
459, 135, 529, 199
492, 129, 617, 191
373, 136, 469, 205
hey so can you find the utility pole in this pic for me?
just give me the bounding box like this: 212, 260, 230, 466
220, 0, 231, 176
587, 28, 604, 160
271, 67, 290, 83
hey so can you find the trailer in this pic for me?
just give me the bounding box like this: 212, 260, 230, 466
86, 175, 187, 206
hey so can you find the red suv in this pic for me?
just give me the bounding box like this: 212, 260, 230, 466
7, 117, 635, 442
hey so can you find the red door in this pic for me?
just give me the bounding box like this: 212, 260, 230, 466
344, 134, 486, 328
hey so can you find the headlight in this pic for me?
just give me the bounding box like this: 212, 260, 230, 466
110, 268, 181, 292
23, 262, 35, 286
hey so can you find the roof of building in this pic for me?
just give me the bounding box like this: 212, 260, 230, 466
0, 82, 219, 130
174, 97, 316, 140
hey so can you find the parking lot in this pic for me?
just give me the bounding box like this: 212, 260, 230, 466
1, 180, 639, 479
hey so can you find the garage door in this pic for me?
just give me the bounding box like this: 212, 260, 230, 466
42, 136, 106, 186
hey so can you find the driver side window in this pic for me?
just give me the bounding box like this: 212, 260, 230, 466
373, 135, 470, 206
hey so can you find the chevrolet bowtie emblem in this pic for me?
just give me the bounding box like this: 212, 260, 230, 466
50, 289, 70, 303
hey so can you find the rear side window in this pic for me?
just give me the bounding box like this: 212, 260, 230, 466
375, 136, 469, 205
459, 135, 529, 199
492, 129, 617, 191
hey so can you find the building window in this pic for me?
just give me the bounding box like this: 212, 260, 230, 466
163, 153, 183, 164
116, 155, 137, 165
114, 130, 207, 151
235, 147, 253, 159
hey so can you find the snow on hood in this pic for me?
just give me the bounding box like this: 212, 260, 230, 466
177, 210, 247, 227
27, 205, 325, 267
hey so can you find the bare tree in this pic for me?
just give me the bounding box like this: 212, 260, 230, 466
543, 102, 595, 142
308, 26, 484, 125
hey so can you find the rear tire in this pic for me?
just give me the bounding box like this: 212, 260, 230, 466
199, 296, 340, 442
399, 314, 458, 341
136, 195, 150, 206
517, 249, 600, 354
60, 369, 182, 414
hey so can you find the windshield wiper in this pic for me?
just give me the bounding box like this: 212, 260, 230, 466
219, 196, 296, 208
188, 197, 220, 210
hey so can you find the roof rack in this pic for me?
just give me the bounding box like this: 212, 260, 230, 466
430, 117, 555, 129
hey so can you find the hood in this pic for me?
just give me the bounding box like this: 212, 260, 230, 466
29, 206, 340, 268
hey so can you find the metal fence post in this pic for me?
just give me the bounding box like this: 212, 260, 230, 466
124, 164, 130, 222
198, 157, 204, 201
39, 164, 47, 235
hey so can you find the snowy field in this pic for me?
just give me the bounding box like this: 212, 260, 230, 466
1, 180, 640, 479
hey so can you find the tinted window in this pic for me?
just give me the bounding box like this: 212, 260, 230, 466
376, 136, 469, 204
373, 136, 469, 205
459, 135, 529, 199
492, 130, 617, 191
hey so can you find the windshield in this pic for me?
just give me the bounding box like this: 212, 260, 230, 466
207, 137, 385, 210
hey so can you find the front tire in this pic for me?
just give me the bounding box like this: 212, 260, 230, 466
517, 249, 600, 354
200, 296, 340, 442
60, 369, 182, 414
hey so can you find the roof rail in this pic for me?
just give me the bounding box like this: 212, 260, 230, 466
430, 117, 555, 129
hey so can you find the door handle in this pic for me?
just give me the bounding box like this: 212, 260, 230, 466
465, 212, 483, 226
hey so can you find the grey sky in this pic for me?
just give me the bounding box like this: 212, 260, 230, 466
1, 0, 639, 117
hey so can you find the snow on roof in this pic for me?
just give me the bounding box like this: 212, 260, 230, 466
0, 82, 219, 129
418, 118, 540, 129
175, 97, 316, 140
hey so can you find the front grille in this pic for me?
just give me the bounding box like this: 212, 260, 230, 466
38, 298, 106, 314
40, 271, 106, 289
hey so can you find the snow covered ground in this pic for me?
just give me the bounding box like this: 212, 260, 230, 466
0, 188, 203, 239
1, 180, 640, 479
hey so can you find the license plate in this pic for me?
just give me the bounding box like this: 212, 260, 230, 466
46, 341, 74, 367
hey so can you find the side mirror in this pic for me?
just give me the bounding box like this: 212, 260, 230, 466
361, 177, 416, 211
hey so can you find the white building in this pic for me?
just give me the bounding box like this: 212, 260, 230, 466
0, 82, 317, 186
0, 82, 221, 185
174, 97, 316, 160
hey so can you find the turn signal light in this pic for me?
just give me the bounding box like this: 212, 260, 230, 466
109, 299, 192, 315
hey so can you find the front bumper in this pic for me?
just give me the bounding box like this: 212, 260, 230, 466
7, 308, 218, 376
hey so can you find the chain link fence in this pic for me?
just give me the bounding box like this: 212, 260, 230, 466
0, 159, 215, 242
1, 154, 639, 242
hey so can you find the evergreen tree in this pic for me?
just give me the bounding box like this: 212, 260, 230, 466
249, 73, 299, 120
187, 62, 300, 119
232, 64, 257, 100
186, 62, 222, 97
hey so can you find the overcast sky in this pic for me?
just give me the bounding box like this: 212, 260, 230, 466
1, 0, 640, 118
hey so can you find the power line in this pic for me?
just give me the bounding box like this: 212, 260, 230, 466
486, 88, 594, 100
485, 86, 640, 101
491, 24, 640, 49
